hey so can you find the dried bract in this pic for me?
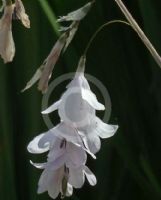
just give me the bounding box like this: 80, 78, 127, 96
0, 4, 15, 63
15, 0, 30, 28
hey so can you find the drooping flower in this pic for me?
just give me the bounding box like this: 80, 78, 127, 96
27, 122, 96, 199
36, 164, 96, 199
0, 4, 15, 63
42, 56, 118, 153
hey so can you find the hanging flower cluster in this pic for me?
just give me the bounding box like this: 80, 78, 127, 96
0, 0, 30, 63
27, 56, 118, 199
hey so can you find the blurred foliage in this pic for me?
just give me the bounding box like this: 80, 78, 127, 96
1, 0, 161, 200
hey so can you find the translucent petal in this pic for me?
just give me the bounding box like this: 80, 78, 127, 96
54, 123, 83, 146
41, 100, 61, 114
94, 117, 118, 138
84, 166, 97, 186
30, 160, 46, 169
81, 88, 105, 110
58, 90, 94, 129
38, 128, 57, 149
27, 133, 49, 154
47, 168, 64, 199
68, 167, 85, 188
66, 143, 87, 168
66, 183, 73, 197
84, 133, 101, 154
47, 154, 66, 170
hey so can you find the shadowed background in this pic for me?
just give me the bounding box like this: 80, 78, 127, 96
1, 0, 161, 199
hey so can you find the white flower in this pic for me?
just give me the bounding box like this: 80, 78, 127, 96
37, 164, 96, 199
37, 166, 73, 199
27, 122, 97, 199
42, 56, 105, 128
0, 4, 15, 63
42, 56, 118, 153
27, 122, 95, 159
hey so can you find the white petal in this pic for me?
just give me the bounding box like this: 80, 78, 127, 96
79, 132, 96, 159
38, 129, 57, 149
47, 154, 66, 170
37, 170, 49, 194
41, 100, 61, 114
30, 160, 46, 169
81, 89, 105, 110
84, 166, 97, 186
68, 167, 85, 188
66, 183, 73, 197
27, 134, 49, 154
83, 133, 101, 154
58, 89, 94, 129
94, 117, 118, 138
54, 123, 82, 146
66, 143, 87, 168
47, 168, 63, 199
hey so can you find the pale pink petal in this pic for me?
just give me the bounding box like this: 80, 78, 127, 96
81, 88, 105, 110
30, 160, 46, 169
84, 166, 97, 186
66, 183, 73, 197
66, 143, 87, 168
93, 117, 118, 138
27, 134, 49, 154
41, 100, 61, 114
68, 167, 85, 188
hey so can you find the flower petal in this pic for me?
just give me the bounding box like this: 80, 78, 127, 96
66, 143, 87, 168
47, 167, 64, 199
68, 167, 85, 188
66, 183, 73, 197
54, 123, 83, 146
30, 160, 46, 169
84, 166, 97, 186
47, 154, 66, 170
94, 117, 118, 138
27, 134, 49, 154
83, 132, 101, 154
38, 129, 57, 149
41, 100, 61, 114
81, 88, 105, 110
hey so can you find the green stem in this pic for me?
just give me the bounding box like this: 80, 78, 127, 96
115, 0, 161, 69
83, 20, 130, 55
38, 0, 60, 36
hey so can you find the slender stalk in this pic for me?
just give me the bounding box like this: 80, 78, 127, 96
83, 20, 130, 55
115, 0, 161, 68
38, 0, 60, 36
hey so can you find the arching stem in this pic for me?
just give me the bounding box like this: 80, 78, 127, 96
83, 20, 130, 56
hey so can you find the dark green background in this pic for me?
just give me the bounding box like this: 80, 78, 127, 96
1, 0, 161, 199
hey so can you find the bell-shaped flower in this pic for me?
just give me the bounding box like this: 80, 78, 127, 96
42, 56, 118, 154
42, 56, 105, 129
37, 166, 73, 199
36, 164, 96, 199
0, 4, 15, 63
27, 122, 95, 159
